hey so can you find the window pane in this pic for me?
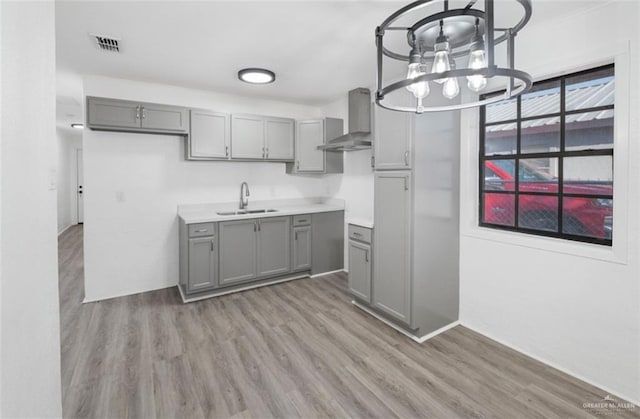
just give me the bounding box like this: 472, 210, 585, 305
566, 66, 614, 112
485, 123, 516, 155
521, 117, 560, 153
563, 197, 612, 239
483, 193, 515, 226
521, 80, 561, 118
518, 195, 558, 232
484, 160, 515, 191
563, 156, 613, 190
518, 158, 558, 192
486, 97, 517, 123
566, 111, 613, 150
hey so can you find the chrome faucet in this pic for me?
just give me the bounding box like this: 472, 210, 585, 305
239, 182, 250, 209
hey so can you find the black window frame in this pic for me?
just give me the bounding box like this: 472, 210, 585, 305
479, 64, 614, 246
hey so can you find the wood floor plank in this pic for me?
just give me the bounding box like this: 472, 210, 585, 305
58, 225, 639, 418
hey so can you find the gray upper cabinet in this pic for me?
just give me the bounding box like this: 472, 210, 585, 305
288, 118, 343, 174
219, 219, 258, 286
373, 171, 412, 325
231, 115, 265, 159
374, 104, 413, 170
257, 217, 291, 277
188, 110, 230, 160
86, 96, 188, 134
187, 237, 217, 293
348, 240, 371, 303
265, 118, 294, 160
292, 225, 311, 271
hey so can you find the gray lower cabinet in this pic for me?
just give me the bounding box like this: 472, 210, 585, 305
219, 219, 259, 286
373, 171, 412, 325
219, 216, 291, 287
348, 240, 371, 303
292, 225, 311, 271
257, 217, 291, 277
86, 96, 188, 134
188, 237, 217, 292
188, 109, 230, 160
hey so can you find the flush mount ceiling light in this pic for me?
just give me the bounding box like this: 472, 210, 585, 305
71, 124, 84, 129
238, 68, 276, 84
375, 0, 533, 113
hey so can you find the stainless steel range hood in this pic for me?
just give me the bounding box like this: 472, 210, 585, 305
318, 88, 372, 151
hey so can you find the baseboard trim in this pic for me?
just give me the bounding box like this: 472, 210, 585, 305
462, 322, 640, 406
179, 274, 310, 303
57, 223, 74, 236
310, 269, 345, 278
352, 300, 460, 344
82, 284, 175, 304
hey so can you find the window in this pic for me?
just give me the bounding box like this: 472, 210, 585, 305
479, 65, 614, 245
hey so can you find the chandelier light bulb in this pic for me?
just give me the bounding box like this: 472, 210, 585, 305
443, 77, 460, 99
431, 21, 450, 84
406, 62, 430, 99
466, 19, 488, 92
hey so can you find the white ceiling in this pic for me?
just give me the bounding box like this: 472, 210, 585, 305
55, 0, 605, 122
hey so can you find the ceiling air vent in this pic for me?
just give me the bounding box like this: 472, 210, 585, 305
91, 34, 120, 52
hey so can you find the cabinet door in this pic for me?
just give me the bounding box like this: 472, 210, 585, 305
257, 217, 291, 277
188, 237, 217, 293
296, 120, 325, 172
349, 241, 371, 303
140, 103, 188, 132
87, 97, 140, 129
373, 172, 412, 325
374, 105, 413, 170
231, 115, 265, 159
219, 219, 258, 286
265, 118, 294, 160
189, 110, 230, 159
292, 225, 311, 271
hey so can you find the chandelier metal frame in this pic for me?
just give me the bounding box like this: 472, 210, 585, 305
375, 0, 534, 113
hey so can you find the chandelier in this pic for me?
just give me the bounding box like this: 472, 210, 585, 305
375, 0, 533, 113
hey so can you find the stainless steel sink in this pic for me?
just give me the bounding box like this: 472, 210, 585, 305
216, 209, 278, 216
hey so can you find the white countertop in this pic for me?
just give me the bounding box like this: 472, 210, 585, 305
347, 218, 374, 229
178, 197, 345, 224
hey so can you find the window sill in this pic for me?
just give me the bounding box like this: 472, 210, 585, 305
461, 225, 627, 265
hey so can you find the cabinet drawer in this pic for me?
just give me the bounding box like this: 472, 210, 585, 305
188, 223, 215, 237
348, 224, 371, 244
292, 214, 311, 226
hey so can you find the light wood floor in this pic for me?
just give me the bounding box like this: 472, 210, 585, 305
59, 225, 637, 418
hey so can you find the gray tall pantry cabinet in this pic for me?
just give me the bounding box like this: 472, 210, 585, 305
364, 96, 460, 339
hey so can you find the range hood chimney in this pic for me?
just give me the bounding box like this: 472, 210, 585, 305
318, 88, 372, 151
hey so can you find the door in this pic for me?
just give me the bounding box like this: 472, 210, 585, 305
187, 237, 217, 293
373, 172, 412, 325
374, 105, 413, 170
219, 219, 258, 286
296, 120, 325, 172
189, 110, 230, 159
292, 225, 311, 271
257, 217, 291, 277
231, 115, 265, 159
265, 118, 294, 160
76, 149, 84, 224
139, 103, 188, 132
349, 240, 371, 303
87, 97, 140, 129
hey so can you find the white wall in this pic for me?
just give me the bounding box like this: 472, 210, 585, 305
459, 1, 640, 403
1, 2, 62, 417
83, 76, 336, 301
57, 128, 82, 233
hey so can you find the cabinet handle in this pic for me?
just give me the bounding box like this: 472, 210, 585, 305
298, 219, 307, 224
211, 240, 215, 251
404, 150, 410, 166
365, 250, 369, 262
266, 147, 269, 159
295, 231, 298, 241
262, 147, 265, 158
135, 106, 140, 120
258, 220, 261, 231
194, 229, 208, 233
225, 146, 229, 157
296, 161, 300, 170
371, 156, 375, 168
254, 221, 257, 232
404, 176, 409, 191
141, 107, 146, 119
353, 232, 362, 237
